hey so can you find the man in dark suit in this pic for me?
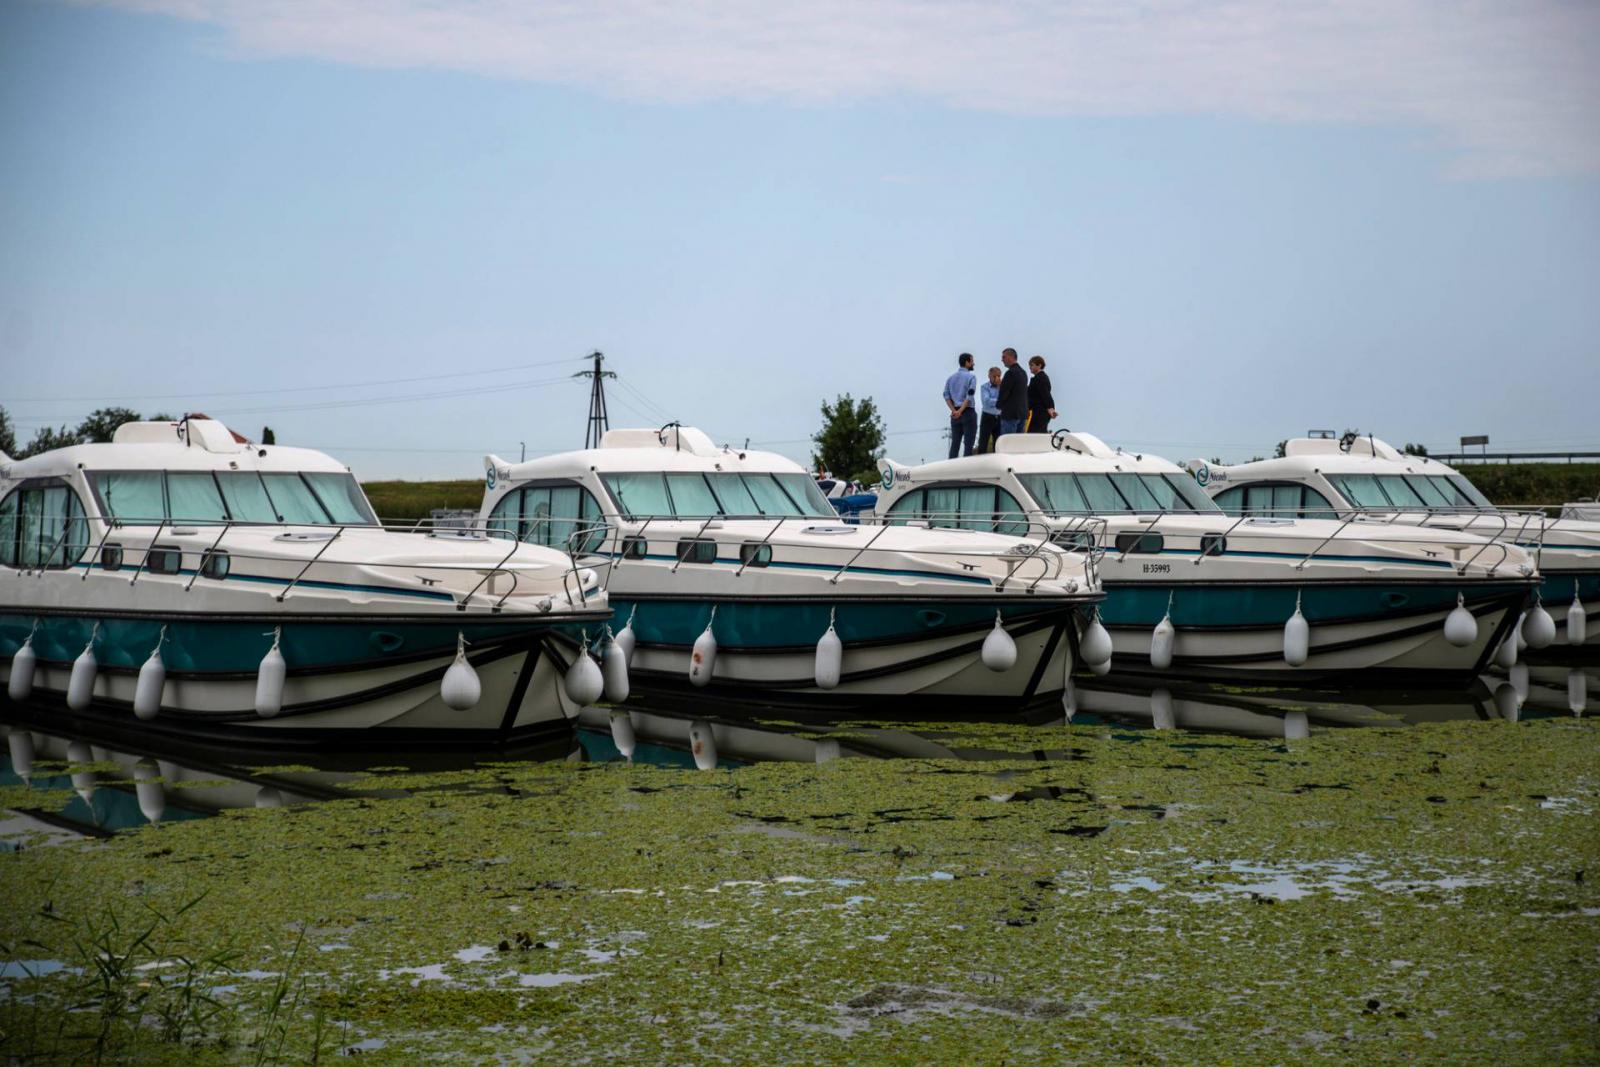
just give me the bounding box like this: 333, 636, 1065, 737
996, 348, 1028, 438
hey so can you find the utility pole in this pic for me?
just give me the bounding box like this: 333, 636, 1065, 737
573, 350, 617, 449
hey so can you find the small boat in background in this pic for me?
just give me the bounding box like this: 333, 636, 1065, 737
0, 419, 613, 748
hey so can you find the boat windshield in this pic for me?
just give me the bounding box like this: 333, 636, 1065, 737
1017, 472, 1221, 515
1326, 473, 1494, 512
601, 471, 835, 520
89, 470, 378, 525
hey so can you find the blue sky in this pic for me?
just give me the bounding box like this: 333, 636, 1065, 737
2, 1, 1597, 478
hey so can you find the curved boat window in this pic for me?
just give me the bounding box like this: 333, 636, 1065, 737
1018, 473, 1219, 515
0, 481, 88, 569
303, 473, 377, 524
1215, 482, 1336, 519
91, 470, 376, 526
886, 483, 1028, 534
665, 473, 721, 518
1115, 531, 1164, 554
1445, 475, 1494, 509
96, 471, 165, 523
1375, 475, 1427, 508
489, 483, 605, 553
1403, 475, 1454, 508
739, 542, 773, 567
1327, 474, 1390, 508
216, 472, 282, 522
167, 472, 229, 523
601, 472, 833, 520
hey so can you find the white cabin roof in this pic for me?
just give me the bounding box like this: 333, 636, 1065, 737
0, 420, 350, 482
491, 426, 808, 482
1202, 436, 1466, 481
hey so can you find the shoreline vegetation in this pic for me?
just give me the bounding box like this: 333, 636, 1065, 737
1, 716, 1595, 1063
361, 463, 1600, 525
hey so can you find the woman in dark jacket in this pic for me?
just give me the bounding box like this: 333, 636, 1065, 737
1026, 355, 1056, 433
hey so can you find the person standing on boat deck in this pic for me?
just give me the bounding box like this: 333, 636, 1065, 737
996, 348, 1028, 438
977, 366, 1003, 453
1026, 355, 1057, 434
943, 352, 978, 458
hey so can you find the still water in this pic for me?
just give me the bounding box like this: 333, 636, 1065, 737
1, 668, 1595, 1065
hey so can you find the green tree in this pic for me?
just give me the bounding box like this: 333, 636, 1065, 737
0, 406, 15, 457
19, 425, 82, 458
1273, 440, 1288, 458
1402, 442, 1429, 456
148, 412, 176, 422
811, 394, 886, 486
76, 407, 143, 443
261, 426, 277, 445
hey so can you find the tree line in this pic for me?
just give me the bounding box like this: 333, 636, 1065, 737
0, 405, 276, 459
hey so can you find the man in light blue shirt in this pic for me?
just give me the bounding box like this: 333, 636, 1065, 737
977, 365, 1002, 454
942, 352, 977, 458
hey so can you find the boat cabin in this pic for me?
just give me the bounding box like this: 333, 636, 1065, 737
1183, 435, 1496, 518
0, 418, 377, 571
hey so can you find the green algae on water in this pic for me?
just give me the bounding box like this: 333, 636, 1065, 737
2, 717, 1596, 1064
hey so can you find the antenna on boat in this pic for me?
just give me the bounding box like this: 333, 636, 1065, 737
573, 350, 616, 449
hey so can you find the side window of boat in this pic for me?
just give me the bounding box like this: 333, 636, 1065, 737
675, 539, 717, 564
620, 536, 647, 560
886, 490, 925, 525
487, 490, 521, 540
1115, 531, 1164, 554
497, 484, 607, 553
0, 481, 90, 569
739, 542, 772, 567
1300, 486, 1337, 518
1243, 484, 1276, 516
200, 549, 230, 580
995, 489, 1029, 537
146, 545, 182, 575
1213, 486, 1244, 516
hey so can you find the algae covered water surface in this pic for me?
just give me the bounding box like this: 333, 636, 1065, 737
1, 713, 1597, 1064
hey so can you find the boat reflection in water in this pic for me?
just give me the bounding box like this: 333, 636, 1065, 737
5, 667, 1590, 840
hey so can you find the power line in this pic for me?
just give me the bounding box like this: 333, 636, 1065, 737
3, 355, 588, 404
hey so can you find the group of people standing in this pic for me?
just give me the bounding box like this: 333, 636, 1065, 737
941, 348, 1056, 458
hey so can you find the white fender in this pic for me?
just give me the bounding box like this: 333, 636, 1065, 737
688, 719, 718, 770
67, 740, 96, 805
1569, 669, 1588, 715
7, 730, 35, 783
1149, 614, 1175, 671
1442, 594, 1477, 648
1150, 688, 1175, 730
1087, 656, 1111, 676
1494, 630, 1518, 670
67, 643, 98, 711
254, 786, 284, 808
1493, 682, 1520, 722
1079, 614, 1113, 668
814, 622, 843, 689
255, 633, 287, 719
1515, 612, 1527, 651
441, 635, 482, 711
689, 623, 718, 688
134, 760, 165, 825
1522, 604, 1556, 649
813, 739, 843, 763
565, 647, 605, 707
7, 638, 36, 702
614, 617, 637, 667
1569, 596, 1588, 645
981, 614, 1017, 672
134, 649, 166, 721
1283, 710, 1310, 740
1283, 604, 1310, 668
1061, 674, 1077, 722
608, 708, 637, 759
1509, 663, 1529, 704
602, 635, 630, 703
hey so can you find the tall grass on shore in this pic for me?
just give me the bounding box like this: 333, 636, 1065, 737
360, 463, 1600, 524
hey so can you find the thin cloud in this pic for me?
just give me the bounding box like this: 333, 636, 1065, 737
87, 0, 1600, 177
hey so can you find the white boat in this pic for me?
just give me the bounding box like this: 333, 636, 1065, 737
873, 432, 1539, 679
0, 419, 612, 748
479, 425, 1104, 710
1185, 434, 1597, 649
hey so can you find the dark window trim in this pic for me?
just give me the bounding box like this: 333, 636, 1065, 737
738, 542, 773, 567
146, 545, 183, 575
0, 477, 92, 570
100, 544, 123, 571
620, 536, 647, 560
675, 539, 718, 564
1114, 531, 1165, 554
200, 548, 230, 579
1200, 533, 1227, 557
